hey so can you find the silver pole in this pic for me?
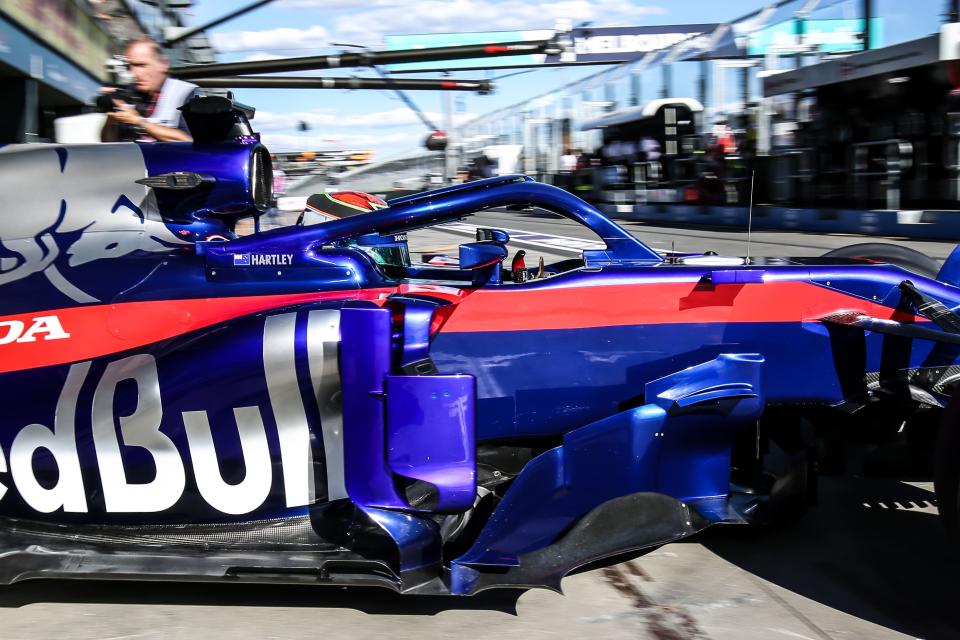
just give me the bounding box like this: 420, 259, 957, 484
444, 91, 454, 184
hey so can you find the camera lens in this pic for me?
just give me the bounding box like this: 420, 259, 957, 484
94, 93, 116, 113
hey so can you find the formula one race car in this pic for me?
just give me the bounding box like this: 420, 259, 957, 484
0, 96, 958, 595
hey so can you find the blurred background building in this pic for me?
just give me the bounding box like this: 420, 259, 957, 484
0, 0, 214, 143
322, 0, 960, 225
7, 0, 960, 225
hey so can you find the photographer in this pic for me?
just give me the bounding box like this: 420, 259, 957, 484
100, 36, 196, 143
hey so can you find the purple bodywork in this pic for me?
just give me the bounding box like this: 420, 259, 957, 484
0, 100, 958, 594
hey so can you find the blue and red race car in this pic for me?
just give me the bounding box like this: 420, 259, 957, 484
0, 96, 957, 595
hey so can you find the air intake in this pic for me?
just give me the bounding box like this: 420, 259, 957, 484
250, 145, 274, 211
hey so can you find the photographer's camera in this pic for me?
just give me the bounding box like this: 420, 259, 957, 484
94, 87, 145, 114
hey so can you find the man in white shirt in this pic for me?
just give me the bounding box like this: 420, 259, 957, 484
101, 36, 196, 143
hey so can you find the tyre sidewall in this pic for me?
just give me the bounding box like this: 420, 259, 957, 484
821, 243, 939, 278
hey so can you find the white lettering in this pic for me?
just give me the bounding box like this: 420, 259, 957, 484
0, 320, 24, 344
0, 310, 329, 516
92, 354, 186, 512
182, 407, 272, 515
0, 316, 70, 345
574, 32, 698, 55
263, 313, 315, 507
16, 315, 70, 343
250, 254, 294, 266
10, 361, 89, 512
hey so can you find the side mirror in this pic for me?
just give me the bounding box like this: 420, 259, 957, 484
475, 228, 510, 243
459, 241, 508, 270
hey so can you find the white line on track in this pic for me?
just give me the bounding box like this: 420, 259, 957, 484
274, 200, 669, 252
276, 196, 308, 211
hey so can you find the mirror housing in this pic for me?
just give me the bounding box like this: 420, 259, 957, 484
459, 241, 508, 270
459, 241, 507, 285
475, 228, 510, 243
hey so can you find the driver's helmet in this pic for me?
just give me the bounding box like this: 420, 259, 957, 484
298, 191, 410, 267
298, 191, 389, 225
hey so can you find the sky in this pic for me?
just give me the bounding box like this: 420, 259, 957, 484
180, 0, 945, 160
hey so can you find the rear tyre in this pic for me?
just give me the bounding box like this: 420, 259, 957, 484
821, 243, 939, 278
935, 389, 960, 543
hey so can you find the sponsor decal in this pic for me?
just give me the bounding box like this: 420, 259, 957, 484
233, 253, 294, 267
0, 290, 397, 374
0, 145, 187, 303
0, 315, 69, 345
0, 312, 341, 516
252, 254, 294, 266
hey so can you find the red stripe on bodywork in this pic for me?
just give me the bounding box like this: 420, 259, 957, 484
437, 281, 915, 333
0, 289, 392, 374
0, 279, 917, 373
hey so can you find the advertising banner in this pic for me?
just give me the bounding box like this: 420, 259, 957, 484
747, 18, 884, 56
548, 24, 722, 64
384, 25, 720, 73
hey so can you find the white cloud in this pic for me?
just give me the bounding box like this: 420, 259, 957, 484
214, 1, 667, 51
208, 1, 667, 158
261, 130, 420, 151
332, 0, 668, 46
253, 107, 477, 132
211, 25, 330, 53
278, 0, 402, 8
237, 52, 288, 62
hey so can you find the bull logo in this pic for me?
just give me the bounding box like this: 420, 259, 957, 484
0, 144, 186, 303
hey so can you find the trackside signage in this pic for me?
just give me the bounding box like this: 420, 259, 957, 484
548, 24, 721, 64
384, 25, 720, 72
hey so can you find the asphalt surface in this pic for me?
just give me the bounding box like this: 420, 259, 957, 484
0, 475, 951, 640
8, 210, 956, 639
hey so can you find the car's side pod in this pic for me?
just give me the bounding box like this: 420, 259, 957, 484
446, 353, 765, 595
321, 305, 765, 595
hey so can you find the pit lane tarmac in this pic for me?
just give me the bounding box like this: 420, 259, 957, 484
0, 474, 950, 640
